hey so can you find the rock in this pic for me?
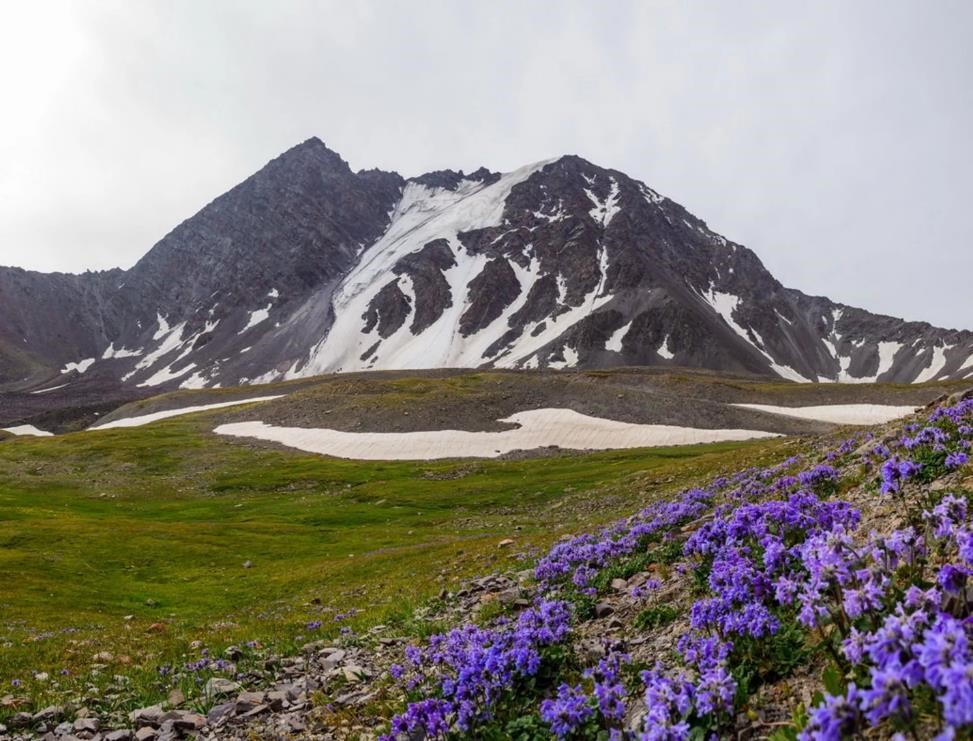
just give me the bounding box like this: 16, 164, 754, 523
92, 651, 114, 662
266, 691, 287, 711
74, 717, 100, 733
154, 721, 178, 741
171, 712, 206, 731
235, 691, 266, 712
578, 638, 608, 662
205, 701, 236, 726
105, 731, 134, 741
165, 688, 184, 707
204, 677, 242, 698
341, 664, 372, 682
224, 645, 244, 660
496, 587, 522, 605
54, 722, 74, 735
242, 560, 253, 569
128, 705, 164, 727
11, 712, 33, 729
134, 728, 157, 741
238, 703, 269, 718
498, 538, 514, 548
610, 578, 628, 591
284, 714, 306, 732
594, 602, 614, 618
320, 649, 347, 671
32, 706, 63, 724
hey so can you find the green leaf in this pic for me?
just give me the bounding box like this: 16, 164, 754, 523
822, 664, 845, 696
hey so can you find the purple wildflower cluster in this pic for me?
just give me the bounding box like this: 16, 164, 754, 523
382, 396, 973, 739
801, 497, 973, 739
383, 600, 572, 738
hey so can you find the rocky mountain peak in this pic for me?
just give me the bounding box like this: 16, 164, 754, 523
1, 138, 971, 401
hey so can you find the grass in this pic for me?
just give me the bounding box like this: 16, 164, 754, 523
0, 409, 794, 717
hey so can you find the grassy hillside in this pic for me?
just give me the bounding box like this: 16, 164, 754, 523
0, 409, 794, 717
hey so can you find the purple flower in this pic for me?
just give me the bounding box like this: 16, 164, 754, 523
945, 451, 969, 470
540, 684, 593, 737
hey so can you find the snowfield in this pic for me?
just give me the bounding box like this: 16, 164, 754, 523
733, 403, 917, 425
89, 395, 284, 430
1, 424, 53, 437
213, 408, 778, 461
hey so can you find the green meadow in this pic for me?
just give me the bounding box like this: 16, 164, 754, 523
0, 406, 793, 715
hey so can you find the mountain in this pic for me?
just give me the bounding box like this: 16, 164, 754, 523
2, 136, 972, 398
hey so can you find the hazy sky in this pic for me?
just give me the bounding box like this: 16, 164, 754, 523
1, 1, 970, 329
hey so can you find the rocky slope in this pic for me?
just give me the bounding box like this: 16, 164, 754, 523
2, 138, 971, 401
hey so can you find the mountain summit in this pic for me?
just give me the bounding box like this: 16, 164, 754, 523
2, 140, 971, 394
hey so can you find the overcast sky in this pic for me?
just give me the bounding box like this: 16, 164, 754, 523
1, 1, 970, 329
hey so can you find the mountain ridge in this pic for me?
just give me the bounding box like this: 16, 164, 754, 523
1, 137, 971, 399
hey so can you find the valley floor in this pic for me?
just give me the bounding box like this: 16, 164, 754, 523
0, 369, 968, 738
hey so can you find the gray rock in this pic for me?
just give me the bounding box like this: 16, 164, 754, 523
32, 706, 63, 724
105, 731, 134, 741
171, 712, 206, 731
206, 702, 236, 726
238, 703, 269, 719
340, 664, 372, 682
134, 728, 157, 741
235, 691, 266, 712
266, 691, 287, 711
74, 717, 100, 734
204, 677, 242, 698
165, 688, 184, 707
320, 649, 347, 671
128, 705, 164, 728
595, 602, 615, 618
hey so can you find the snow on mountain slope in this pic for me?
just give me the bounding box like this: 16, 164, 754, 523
302, 159, 556, 374
2, 137, 972, 399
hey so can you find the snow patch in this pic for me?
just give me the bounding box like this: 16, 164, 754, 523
548, 346, 579, 369
496, 247, 612, 368
240, 304, 272, 334
179, 371, 211, 390
214, 408, 778, 461
138, 362, 197, 388
914, 343, 953, 383
2, 424, 53, 437
699, 286, 811, 382
90, 395, 283, 430
605, 322, 631, 353
657, 335, 675, 360
302, 158, 556, 375
61, 358, 95, 375
30, 383, 68, 394
641, 185, 663, 205
734, 403, 916, 426
584, 178, 621, 227
102, 343, 143, 360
